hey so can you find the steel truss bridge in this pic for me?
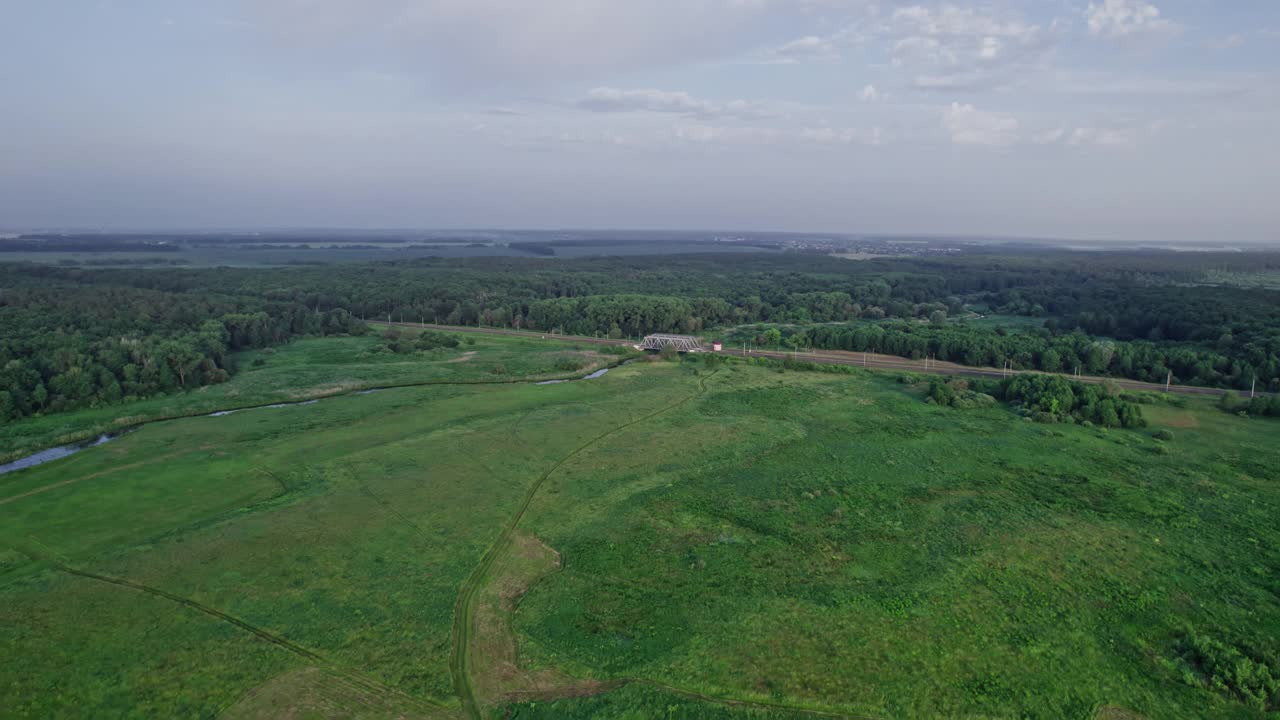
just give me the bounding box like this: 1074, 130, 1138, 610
639, 334, 703, 352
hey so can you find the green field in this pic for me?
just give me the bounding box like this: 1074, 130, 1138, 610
2, 338, 1277, 719
0, 332, 626, 465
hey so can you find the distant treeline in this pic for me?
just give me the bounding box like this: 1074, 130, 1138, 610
2, 250, 1278, 424
0, 266, 365, 422
1, 239, 181, 253
15, 233, 499, 246
55, 258, 191, 266
782, 320, 1277, 392
509, 242, 557, 256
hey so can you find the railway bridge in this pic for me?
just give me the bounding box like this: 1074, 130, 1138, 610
639, 334, 703, 352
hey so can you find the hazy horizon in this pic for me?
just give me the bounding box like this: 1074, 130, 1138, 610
3, 1, 1278, 243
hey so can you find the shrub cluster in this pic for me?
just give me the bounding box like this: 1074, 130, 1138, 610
373, 328, 460, 354
1168, 634, 1279, 711
927, 378, 997, 409
998, 374, 1146, 428
1218, 391, 1280, 418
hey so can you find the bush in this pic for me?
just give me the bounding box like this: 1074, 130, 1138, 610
553, 357, 588, 372
1001, 374, 1146, 429
1169, 634, 1279, 711
928, 377, 996, 410
415, 330, 461, 351
1153, 429, 1175, 442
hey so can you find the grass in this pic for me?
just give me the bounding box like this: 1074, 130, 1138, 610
1, 354, 1277, 718
0, 332, 629, 465
507, 364, 1279, 719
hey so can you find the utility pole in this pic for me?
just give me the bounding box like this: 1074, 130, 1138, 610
1166, 370, 1172, 393
1251, 377, 1257, 399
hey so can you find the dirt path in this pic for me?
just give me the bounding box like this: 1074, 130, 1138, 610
31, 556, 446, 714
448, 370, 720, 719
0, 450, 187, 507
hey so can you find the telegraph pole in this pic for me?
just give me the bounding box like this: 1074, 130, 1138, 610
1251, 377, 1257, 399
1166, 371, 1172, 393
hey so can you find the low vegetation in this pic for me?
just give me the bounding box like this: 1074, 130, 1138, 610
0, 334, 629, 465
3, 345, 1274, 718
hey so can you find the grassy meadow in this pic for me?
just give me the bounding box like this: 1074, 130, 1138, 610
0, 331, 626, 464
1, 340, 1277, 719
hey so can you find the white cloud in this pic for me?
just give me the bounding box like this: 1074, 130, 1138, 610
1206, 34, 1245, 51
860, 84, 881, 102
578, 88, 772, 120
1033, 125, 1138, 147
675, 123, 884, 147
674, 124, 786, 146
1033, 128, 1066, 145
759, 4, 1055, 92
1067, 127, 1136, 147
887, 5, 1056, 91
245, 0, 818, 87
1086, 0, 1178, 39
942, 102, 1018, 146
765, 35, 840, 63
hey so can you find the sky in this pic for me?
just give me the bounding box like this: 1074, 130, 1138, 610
1, 1, 1278, 242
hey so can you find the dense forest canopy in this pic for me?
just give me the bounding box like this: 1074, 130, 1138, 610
2, 249, 1278, 422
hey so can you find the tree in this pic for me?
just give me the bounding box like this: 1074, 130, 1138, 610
1040, 349, 1062, 373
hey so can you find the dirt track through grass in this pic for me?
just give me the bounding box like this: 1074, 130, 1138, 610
0, 451, 187, 507
449, 369, 720, 719
35, 556, 447, 713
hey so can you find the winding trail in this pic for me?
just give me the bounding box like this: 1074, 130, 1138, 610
449, 369, 719, 719
0, 354, 633, 488
30, 555, 446, 712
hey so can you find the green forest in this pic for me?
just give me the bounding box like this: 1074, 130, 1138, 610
3, 250, 1279, 424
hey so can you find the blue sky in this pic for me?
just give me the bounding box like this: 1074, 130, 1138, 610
2, 1, 1278, 241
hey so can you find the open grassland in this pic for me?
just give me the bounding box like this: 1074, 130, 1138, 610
508, 370, 1279, 718
1, 355, 1277, 719
0, 332, 625, 465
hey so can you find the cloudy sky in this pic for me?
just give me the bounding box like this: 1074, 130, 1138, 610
2, 1, 1278, 241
